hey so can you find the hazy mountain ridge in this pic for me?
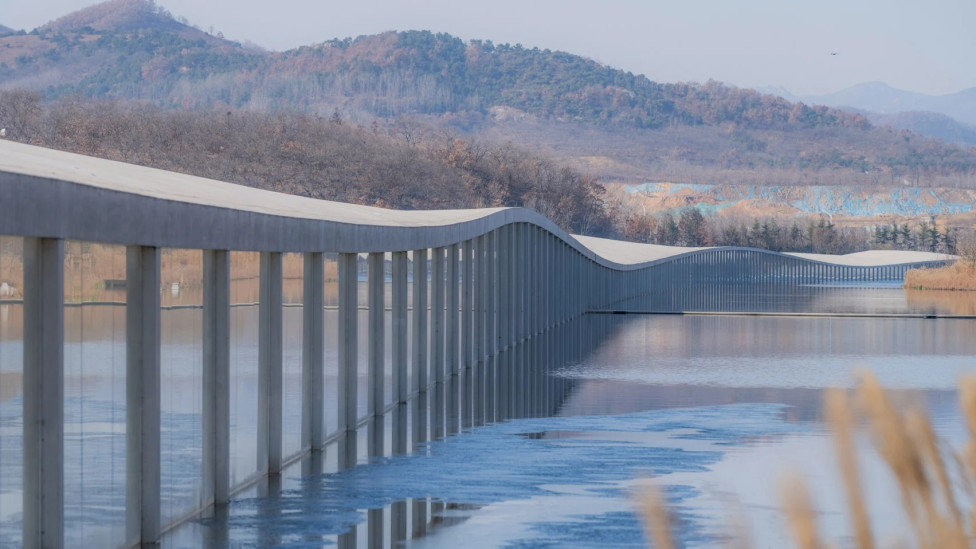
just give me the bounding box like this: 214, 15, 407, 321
0, 0, 258, 100
758, 82, 976, 147
868, 111, 976, 148
801, 82, 976, 128
1, 0, 974, 191
40, 0, 183, 34
0, 0, 866, 131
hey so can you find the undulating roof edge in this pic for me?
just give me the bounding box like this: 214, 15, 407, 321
0, 140, 956, 268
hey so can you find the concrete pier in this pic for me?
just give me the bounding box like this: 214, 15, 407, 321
0, 140, 956, 547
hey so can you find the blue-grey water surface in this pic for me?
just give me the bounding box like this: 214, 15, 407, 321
166, 286, 976, 548
3, 285, 976, 548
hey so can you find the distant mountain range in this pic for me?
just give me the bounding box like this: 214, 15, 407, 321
868, 111, 976, 148
803, 82, 976, 125
763, 82, 976, 147
1, 0, 974, 189
0, 0, 867, 133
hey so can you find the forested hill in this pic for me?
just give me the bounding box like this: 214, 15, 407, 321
264, 32, 872, 132
0, 0, 865, 133
1, 0, 975, 187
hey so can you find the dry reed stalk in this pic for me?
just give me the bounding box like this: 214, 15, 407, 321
905, 409, 961, 524
959, 378, 976, 539
824, 388, 873, 549
959, 378, 976, 479
904, 409, 969, 548
637, 374, 976, 548
855, 373, 933, 540
779, 475, 822, 549
635, 481, 675, 549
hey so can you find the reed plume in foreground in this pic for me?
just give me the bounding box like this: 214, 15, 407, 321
637, 372, 976, 548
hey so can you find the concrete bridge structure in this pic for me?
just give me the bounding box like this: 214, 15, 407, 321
0, 140, 953, 547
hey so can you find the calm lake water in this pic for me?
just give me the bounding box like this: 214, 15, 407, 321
2, 284, 975, 547
170, 285, 976, 548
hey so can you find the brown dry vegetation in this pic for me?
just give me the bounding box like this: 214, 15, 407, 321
638, 372, 976, 548
0, 241, 335, 305
0, 91, 609, 235
904, 262, 976, 291
905, 289, 976, 315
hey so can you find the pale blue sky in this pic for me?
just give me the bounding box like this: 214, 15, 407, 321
2, 0, 973, 96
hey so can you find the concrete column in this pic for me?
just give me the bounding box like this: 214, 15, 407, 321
485, 231, 497, 423
391, 499, 407, 547
473, 236, 485, 427
391, 252, 409, 455
302, 253, 325, 451
518, 225, 528, 416
446, 244, 460, 435
510, 225, 520, 419
367, 253, 385, 458
526, 230, 534, 417
506, 224, 517, 417
411, 249, 428, 446
23, 237, 64, 548
258, 252, 283, 475
337, 253, 359, 444
368, 507, 383, 549
461, 239, 474, 430
544, 233, 553, 409
497, 225, 511, 420
430, 247, 445, 440
528, 227, 538, 416
203, 250, 231, 505
126, 245, 162, 544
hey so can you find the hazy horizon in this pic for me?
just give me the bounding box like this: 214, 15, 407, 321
1, 0, 974, 97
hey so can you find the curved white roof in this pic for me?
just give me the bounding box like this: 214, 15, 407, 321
785, 250, 955, 266
574, 234, 955, 267
0, 140, 957, 268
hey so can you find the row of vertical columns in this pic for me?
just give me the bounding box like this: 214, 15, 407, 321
19, 226, 653, 548
38, 244, 292, 546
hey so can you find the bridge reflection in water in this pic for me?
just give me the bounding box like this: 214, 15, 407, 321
0, 140, 954, 547
163, 312, 618, 548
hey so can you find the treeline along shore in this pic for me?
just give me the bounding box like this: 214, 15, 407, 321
1, 90, 974, 258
